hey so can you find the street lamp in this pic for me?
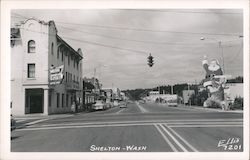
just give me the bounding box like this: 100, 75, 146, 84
200, 36, 243, 74
200, 37, 225, 73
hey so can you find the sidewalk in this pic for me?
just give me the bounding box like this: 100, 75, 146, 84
153, 102, 243, 113
13, 112, 78, 120
178, 104, 243, 113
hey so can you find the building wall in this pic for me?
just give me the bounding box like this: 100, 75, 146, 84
182, 90, 195, 104
225, 83, 243, 101
11, 36, 25, 115
11, 18, 83, 115
47, 22, 71, 114
11, 19, 50, 116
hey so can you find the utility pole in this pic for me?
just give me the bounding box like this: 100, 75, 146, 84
188, 83, 191, 107
171, 85, 174, 95
219, 41, 225, 74
82, 80, 86, 111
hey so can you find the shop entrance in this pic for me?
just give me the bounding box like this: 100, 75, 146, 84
25, 88, 44, 114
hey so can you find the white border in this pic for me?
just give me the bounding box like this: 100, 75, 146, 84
1, 1, 249, 160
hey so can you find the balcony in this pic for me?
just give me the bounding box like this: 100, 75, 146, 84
65, 81, 80, 91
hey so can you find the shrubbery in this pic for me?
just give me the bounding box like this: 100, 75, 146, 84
204, 99, 221, 108
232, 97, 243, 110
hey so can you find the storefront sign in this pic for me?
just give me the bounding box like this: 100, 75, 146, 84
49, 65, 64, 85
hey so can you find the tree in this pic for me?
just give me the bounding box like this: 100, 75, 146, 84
232, 96, 243, 110
190, 89, 209, 106
227, 76, 243, 83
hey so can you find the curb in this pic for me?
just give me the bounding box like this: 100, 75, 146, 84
180, 105, 243, 113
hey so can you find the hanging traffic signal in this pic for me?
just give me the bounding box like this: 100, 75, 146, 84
147, 53, 154, 67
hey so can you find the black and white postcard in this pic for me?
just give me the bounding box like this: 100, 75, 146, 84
1, 0, 249, 160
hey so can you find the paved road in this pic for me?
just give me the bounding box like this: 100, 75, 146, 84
11, 101, 243, 152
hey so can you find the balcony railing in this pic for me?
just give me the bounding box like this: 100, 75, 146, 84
65, 81, 80, 90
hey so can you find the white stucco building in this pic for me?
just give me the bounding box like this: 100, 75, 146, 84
11, 18, 83, 115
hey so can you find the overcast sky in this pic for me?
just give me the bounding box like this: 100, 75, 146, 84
11, 9, 243, 90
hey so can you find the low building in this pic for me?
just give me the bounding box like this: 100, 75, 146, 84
112, 88, 121, 100
102, 88, 113, 103
182, 90, 195, 105
83, 79, 95, 110
11, 18, 83, 115
224, 83, 243, 102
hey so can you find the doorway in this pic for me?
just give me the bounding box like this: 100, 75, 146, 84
25, 89, 44, 114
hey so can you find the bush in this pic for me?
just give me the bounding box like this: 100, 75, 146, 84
204, 99, 221, 108
190, 90, 208, 106
232, 97, 243, 110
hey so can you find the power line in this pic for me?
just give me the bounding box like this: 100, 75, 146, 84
57, 25, 243, 46
12, 12, 242, 37
12, 17, 241, 46
19, 27, 148, 55
55, 21, 241, 37
56, 25, 209, 46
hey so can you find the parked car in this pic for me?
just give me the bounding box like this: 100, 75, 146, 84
11, 115, 16, 131
106, 102, 113, 109
92, 100, 106, 110
113, 100, 119, 107
138, 100, 145, 104
119, 101, 127, 108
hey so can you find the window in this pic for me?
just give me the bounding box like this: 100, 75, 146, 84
71, 96, 73, 105
66, 94, 69, 107
28, 40, 35, 53
57, 47, 60, 59
27, 64, 35, 78
62, 94, 64, 108
61, 50, 64, 61
77, 61, 79, 70
57, 93, 60, 108
51, 43, 54, 55
73, 59, 75, 68
49, 91, 52, 107
66, 72, 68, 82
68, 56, 70, 66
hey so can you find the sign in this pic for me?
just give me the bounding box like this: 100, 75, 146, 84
49, 65, 64, 85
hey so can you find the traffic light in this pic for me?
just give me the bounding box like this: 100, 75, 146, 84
147, 53, 154, 67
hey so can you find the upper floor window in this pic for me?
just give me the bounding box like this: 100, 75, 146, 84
73, 59, 75, 68
28, 40, 35, 53
51, 43, 54, 55
57, 47, 60, 59
61, 50, 64, 62
65, 72, 68, 82
27, 63, 35, 78
68, 55, 70, 66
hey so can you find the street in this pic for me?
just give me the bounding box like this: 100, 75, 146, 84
11, 102, 243, 152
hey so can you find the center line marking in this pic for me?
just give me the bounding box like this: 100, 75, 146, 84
25, 119, 49, 126
164, 124, 198, 152
116, 108, 125, 114
159, 124, 188, 152
136, 102, 148, 113
154, 124, 178, 152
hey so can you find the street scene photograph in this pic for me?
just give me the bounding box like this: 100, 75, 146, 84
9, 8, 245, 154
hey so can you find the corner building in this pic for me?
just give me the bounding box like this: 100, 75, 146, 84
11, 18, 83, 115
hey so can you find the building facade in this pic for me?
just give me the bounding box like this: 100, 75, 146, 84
11, 18, 83, 115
